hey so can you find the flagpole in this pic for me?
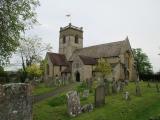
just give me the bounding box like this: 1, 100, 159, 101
66, 14, 71, 24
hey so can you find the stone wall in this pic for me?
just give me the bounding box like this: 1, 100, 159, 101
0, 83, 32, 120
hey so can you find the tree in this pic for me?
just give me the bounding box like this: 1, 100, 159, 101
0, 0, 40, 65
133, 48, 153, 75
95, 58, 112, 79
18, 36, 52, 71
26, 64, 42, 79
0, 66, 6, 76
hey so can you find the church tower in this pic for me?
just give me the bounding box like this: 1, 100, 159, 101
59, 23, 83, 60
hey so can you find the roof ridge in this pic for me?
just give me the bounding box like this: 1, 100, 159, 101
75, 40, 125, 52
47, 52, 65, 56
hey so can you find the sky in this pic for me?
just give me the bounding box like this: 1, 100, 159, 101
8, 0, 160, 72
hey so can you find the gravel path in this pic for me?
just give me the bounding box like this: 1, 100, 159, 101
32, 83, 77, 104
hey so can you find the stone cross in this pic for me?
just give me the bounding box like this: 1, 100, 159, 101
66, 91, 81, 117
0, 83, 32, 120
95, 85, 105, 107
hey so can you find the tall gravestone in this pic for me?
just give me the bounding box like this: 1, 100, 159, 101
66, 91, 81, 117
95, 85, 105, 107
0, 83, 32, 120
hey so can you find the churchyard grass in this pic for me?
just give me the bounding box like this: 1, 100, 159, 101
32, 83, 56, 96
33, 81, 160, 120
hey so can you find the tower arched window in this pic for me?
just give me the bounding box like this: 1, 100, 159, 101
63, 35, 66, 44
75, 35, 79, 44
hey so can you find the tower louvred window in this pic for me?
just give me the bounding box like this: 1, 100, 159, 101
75, 35, 78, 43
63, 36, 66, 44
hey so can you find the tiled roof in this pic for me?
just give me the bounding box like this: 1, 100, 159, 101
70, 40, 127, 60
79, 55, 97, 65
47, 52, 68, 66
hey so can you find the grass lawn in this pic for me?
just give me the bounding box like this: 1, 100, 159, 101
33, 82, 160, 120
32, 83, 57, 96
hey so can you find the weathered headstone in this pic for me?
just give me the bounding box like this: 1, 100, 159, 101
120, 82, 125, 92
95, 85, 105, 107
86, 78, 93, 89
124, 79, 129, 86
0, 83, 32, 120
123, 91, 130, 100
117, 81, 121, 93
66, 91, 81, 117
81, 104, 93, 113
135, 83, 141, 96
82, 89, 89, 98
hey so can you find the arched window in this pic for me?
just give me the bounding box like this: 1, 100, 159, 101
63, 35, 66, 44
75, 35, 78, 44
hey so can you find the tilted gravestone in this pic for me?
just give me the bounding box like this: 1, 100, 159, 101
0, 83, 32, 120
95, 85, 105, 107
66, 91, 81, 117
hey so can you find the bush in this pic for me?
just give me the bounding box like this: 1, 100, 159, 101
26, 64, 42, 78
48, 94, 66, 107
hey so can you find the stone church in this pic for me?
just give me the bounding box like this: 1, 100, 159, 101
44, 23, 138, 82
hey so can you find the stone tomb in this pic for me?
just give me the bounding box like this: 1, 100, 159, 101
95, 85, 105, 107
66, 91, 81, 117
0, 83, 32, 120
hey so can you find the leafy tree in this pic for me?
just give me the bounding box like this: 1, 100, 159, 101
0, 66, 6, 76
26, 64, 42, 79
18, 36, 52, 71
0, 0, 40, 65
133, 48, 153, 75
95, 58, 112, 79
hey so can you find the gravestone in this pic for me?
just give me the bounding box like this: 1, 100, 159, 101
82, 89, 89, 98
135, 83, 141, 96
86, 78, 93, 89
95, 85, 105, 107
81, 104, 93, 113
66, 91, 81, 117
120, 82, 125, 92
0, 83, 32, 120
123, 91, 130, 100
